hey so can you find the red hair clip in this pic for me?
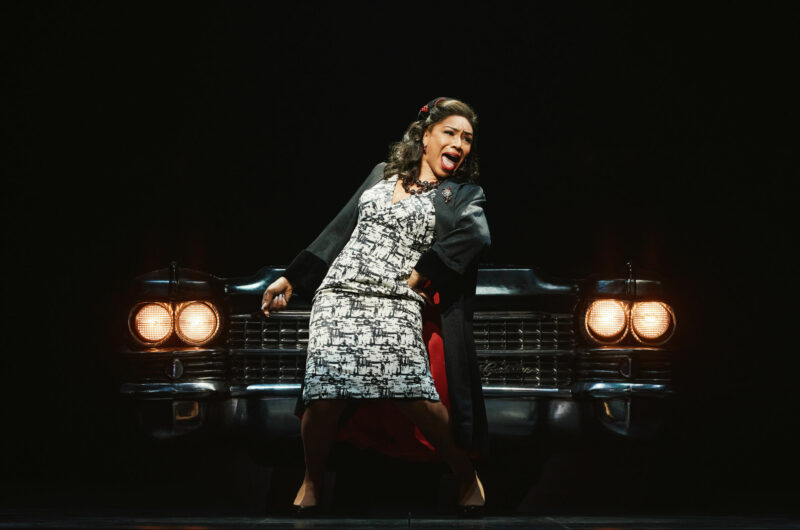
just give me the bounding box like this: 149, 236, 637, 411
418, 97, 446, 120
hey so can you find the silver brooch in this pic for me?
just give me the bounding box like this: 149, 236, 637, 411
441, 186, 453, 203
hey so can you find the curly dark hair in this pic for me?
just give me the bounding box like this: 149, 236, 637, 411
383, 98, 479, 186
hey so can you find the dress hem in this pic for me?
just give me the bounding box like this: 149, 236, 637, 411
302, 396, 442, 406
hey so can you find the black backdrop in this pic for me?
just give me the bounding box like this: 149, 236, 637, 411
3, 2, 796, 513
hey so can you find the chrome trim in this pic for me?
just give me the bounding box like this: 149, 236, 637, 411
122, 346, 227, 355
121, 382, 670, 399
228, 348, 307, 355
230, 383, 302, 397
574, 382, 673, 397
478, 349, 574, 356
235, 310, 573, 320
584, 346, 667, 354
231, 310, 310, 319
473, 310, 574, 320
482, 386, 572, 397
229, 383, 573, 398
120, 381, 226, 397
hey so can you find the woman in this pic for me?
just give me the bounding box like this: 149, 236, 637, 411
261, 97, 490, 516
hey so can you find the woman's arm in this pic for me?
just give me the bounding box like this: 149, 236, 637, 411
263, 162, 386, 317
278, 162, 387, 297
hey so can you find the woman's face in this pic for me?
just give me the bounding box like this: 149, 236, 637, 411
421, 115, 474, 179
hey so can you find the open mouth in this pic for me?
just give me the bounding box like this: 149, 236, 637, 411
441, 153, 460, 171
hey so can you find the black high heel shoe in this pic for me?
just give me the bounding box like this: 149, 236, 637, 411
457, 504, 485, 518
292, 503, 321, 517
457, 473, 486, 518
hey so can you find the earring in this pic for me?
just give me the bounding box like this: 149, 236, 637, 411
422, 144, 427, 154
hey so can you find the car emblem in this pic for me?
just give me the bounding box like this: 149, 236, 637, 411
440, 186, 453, 203
166, 358, 184, 379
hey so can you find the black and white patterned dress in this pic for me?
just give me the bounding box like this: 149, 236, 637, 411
303, 175, 440, 404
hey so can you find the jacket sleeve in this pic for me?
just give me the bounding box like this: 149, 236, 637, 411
414, 184, 491, 299
283, 162, 387, 296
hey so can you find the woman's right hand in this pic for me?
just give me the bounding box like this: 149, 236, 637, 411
261, 276, 293, 317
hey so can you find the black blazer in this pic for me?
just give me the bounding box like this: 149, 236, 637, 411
284, 162, 491, 451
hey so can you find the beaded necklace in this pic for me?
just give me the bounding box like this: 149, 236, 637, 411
402, 178, 442, 195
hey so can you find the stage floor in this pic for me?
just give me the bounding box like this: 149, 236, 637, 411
2, 513, 800, 529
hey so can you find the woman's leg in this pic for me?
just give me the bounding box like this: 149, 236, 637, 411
392, 399, 484, 505
295, 399, 348, 506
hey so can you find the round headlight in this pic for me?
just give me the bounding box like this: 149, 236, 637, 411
175, 301, 219, 345
631, 301, 674, 343
132, 303, 173, 344
586, 299, 628, 343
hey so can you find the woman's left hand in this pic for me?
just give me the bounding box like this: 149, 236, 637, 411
408, 268, 434, 307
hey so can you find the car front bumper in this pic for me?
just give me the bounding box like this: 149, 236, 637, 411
119, 381, 674, 441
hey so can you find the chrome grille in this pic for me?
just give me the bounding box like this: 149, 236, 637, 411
230, 353, 305, 384
228, 311, 575, 352
120, 351, 226, 382
227, 352, 574, 387
225, 310, 576, 387
478, 354, 572, 387
472, 312, 575, 351
228, 312, 309, 351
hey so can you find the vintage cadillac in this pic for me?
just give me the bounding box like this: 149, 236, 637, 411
117, 261, 676, 444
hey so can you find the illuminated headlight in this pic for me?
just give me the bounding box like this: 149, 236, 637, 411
631, 301, 675, 344
585, 299, 628, 343
175, 301, 220, 345
131, 303, 173, 345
